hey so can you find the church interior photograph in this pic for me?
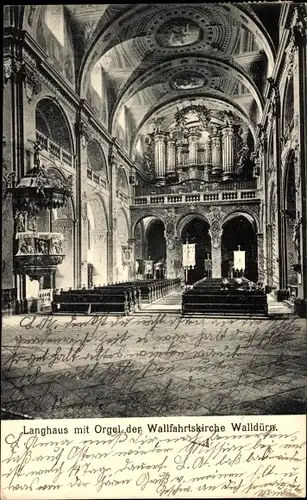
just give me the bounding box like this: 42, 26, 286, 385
1, 3, 307, 419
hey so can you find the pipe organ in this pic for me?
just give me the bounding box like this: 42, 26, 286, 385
143, 106, 252, 184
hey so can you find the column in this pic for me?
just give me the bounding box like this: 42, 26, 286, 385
166, 137, 176, 175
164, 219, 181, 279
257, 233, 265, 282
209, 225, 222, 278
177, 141, 185, 167
210, 127, 222, 178
187, 129, 200, 164
127, 237, 136, 280
292, 15, 307, 313
75, 108, 89, 288
107, 144, 117, 283
204, 137, 212, 181
222, 125, 235, 181
154, 132, 166, 180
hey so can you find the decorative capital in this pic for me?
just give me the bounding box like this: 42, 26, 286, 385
3, 60, 12, 85
23, 66, 42, 102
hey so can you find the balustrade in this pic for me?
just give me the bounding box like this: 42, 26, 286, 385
132, 187, 258, 206
135, 178, 257, 197
241, 191, 256, 199
222, 191, 238, 200
36, 130, 73, 167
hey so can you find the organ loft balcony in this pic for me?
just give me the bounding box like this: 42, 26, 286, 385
132, 177, 260, 207
132, 105, 261, 207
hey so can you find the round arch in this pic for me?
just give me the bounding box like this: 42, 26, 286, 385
46, 166, 76, 290
116, 165, 129, 193
116, 207, 130, 281
35, 97, 75, 155
130, 93, 257, 156
222, 214, 258, 281
79, 4, 275, 100
266, 181, 278, 287
87, 194, 109, 286
176, 212, 210, 239
222, 209, 259, 233
87, 139, 109, 180
112, 56, 263, 134
131, 211, 165, 236
282, 149, 296, 209
282, 149, 298, 287
178, 213, 211, 284
281, 75, 294, 134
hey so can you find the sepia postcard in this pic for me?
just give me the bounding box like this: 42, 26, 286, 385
1, 2, 307, 499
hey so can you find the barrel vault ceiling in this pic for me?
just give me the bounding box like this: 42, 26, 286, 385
64, 3, 278, 155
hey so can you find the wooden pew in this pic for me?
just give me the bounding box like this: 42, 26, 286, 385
182, 289, 268, 316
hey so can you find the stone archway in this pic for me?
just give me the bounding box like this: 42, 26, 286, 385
87, 196, 108, 286
267, 184, 279, 288
283, 150, 298, 288
53, 197, 75, 290
222, 214, 258, 282
116, 207, 130, 282
146, 219, 166, 262
180, 216, 211, 284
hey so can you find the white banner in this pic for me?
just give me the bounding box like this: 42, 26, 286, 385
1, 415, 306, 499
144, 260, 153, 275
182, 243, 195, 267
234, 250, 245, 271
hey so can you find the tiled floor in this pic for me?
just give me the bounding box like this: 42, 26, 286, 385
2, 294, 306, 419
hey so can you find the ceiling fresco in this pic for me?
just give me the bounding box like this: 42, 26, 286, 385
27, 3, 277, 157
155, 18, 203, 48
171, 73, 207, 91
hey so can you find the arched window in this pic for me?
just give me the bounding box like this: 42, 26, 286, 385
45, 5, 64, 46
116, 166, 129, 193
87, 140, 108, 178
284, 77, 294, 131
36, 99, 72, 154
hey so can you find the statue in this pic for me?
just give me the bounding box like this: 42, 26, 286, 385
15, 210, 25, 232
20, 238, 34, 254
33, 141, 42, 170
52, 239, 63, 254
152, 117, 164, 133
36, 239, 48, 254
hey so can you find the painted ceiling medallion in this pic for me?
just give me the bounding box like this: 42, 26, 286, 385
156, 18, 202, 48
171, 72, 206, 90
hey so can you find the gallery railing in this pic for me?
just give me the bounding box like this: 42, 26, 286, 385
36, 130, 73, 168
134, 178, 257, 197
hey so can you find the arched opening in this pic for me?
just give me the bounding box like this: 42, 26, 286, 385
116, 208, 130, 282
267, 185, 278, 287
52, 197, 75, 290
283, 76, 294, 132
36, 99, 72, 152
181, 217, 211, 284
284, 151, 298, 287
87, 140, 108, 179
222, 215, 258, 282
36, 98, 73, 167
116, 166, 129, 194
24, 167, 75, 298
133, 216, 165, 278
87, 197, 108, 287
146, 219, 166, 263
